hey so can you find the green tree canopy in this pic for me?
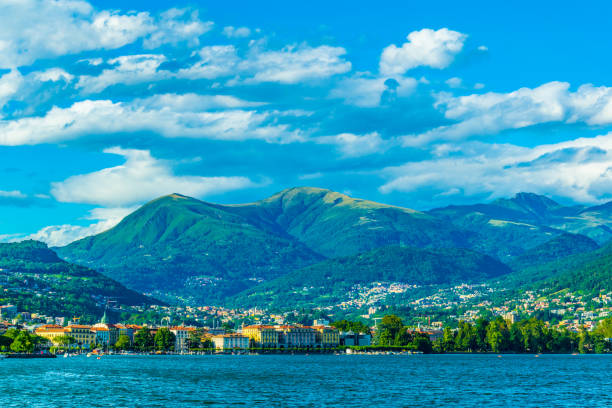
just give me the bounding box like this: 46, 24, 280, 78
154, 328, 176, 351
114, 334, 131, 351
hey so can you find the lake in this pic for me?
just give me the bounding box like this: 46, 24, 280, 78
1, 354, 610, 407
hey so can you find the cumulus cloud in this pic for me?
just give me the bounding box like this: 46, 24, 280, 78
381, 133, 612, 204
445, 77, 462, 88
222, 26, 252, 38
176, 45, 241, 79
24, 206, 136, 246
317, 132, 389, 157
33, 68, 74, 83
50, 147, 256, 207
232, 45, 352, 84
330, 73, 417, 107
143, 8, 213, 49
379, 28, 467, 76
0, 69, 23, 110
405, 82, 612, 145
0, 1, 211, 68
0, 96, 299, 145
77, 54, 168, 93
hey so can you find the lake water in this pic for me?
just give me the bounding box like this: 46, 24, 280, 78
1, 354, 610, 407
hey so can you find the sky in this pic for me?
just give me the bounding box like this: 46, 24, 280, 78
3, 0, 612, 246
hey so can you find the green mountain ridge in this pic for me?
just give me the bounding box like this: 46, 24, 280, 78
0, 240, 158, 321
229, 245, 512, 309
55, 187, 612, 307
56, 193, 324, 304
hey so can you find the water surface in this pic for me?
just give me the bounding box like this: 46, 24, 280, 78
1, 354, 610, 407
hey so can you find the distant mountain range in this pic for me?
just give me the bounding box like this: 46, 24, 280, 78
54, 187, 612, 307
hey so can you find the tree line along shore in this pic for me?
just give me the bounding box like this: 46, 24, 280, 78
1, 315, 611, 355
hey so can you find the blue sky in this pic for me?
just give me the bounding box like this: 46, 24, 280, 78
3, 0, 612, 246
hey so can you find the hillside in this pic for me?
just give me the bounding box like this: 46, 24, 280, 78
229, 245, 511, 309
56, 188, 612, 306
429, 192, 612, 246
508, 233, 599, 271
0, 240, 157, 322
224, 187, 471, 258
56, 194, 324, 304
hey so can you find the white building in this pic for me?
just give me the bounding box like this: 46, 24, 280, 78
170, 326, 193, 353
212, 334, 250, 350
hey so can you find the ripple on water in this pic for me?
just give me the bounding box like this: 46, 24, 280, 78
0, 354, 610, 407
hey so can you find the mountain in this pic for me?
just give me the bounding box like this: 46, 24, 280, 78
429, 192, 612, 251
502, 240, 612, 296
0, 240, 157, 322
56, 193, 323, 304
229, 245, 511, 309
508, 233, 599, 271
57, 187, 612, 306
57, 188, 475, 304
224, 187, 470, 258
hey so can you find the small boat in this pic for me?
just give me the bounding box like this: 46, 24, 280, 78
86, 353, 92, 357
63, 353, 69, 358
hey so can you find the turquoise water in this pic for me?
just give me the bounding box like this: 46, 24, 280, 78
1, 354, 610, 407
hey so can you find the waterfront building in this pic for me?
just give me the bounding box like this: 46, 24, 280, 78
66, 325, 96, 349
340, 331, 371, 346
35, 324, 66, 345
311, 326, 340, 348
242, 325, 279, 348
212, 334, 250, 350
92, 311, 119, 346
170, 326, 195, 353
277, 325, 317, 348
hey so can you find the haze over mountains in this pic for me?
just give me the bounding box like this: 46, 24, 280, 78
54, 187, 612, 306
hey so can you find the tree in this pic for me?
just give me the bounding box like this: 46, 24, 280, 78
331, 320, 370, 334
154, 327, 176, 351
595, 317, 612, 338
56, 335, 76, 351
134, 328, 154, 352
442, 327, 455, 352
0, 335, 13, 350
114, 334, 131, 351
377, 314, 404, 345
10, 331, 35, 353
455, 321, 477, 351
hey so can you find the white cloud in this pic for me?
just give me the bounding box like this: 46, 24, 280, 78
242, 45, 351, 84
381, 133, 612, 203
223, 26, 251, 38
33, 68, 74, 83
138, 93, 264, 110
445, 77, 462, 88
0, 1, 212, 68
24, 206, 135, 246
0, 190, 26, 198
379, 28, 467, 76
77, 54, 168, 93
330, 73, 417, 107
143, 8, 213, 49
318, 132, 389, 157
177, 45, 241, 79
405, 82, 612, 145
474, 83, 485, 90
0, 69, 23, 110
0, 96, 299, 145
51, 147, 256, 207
